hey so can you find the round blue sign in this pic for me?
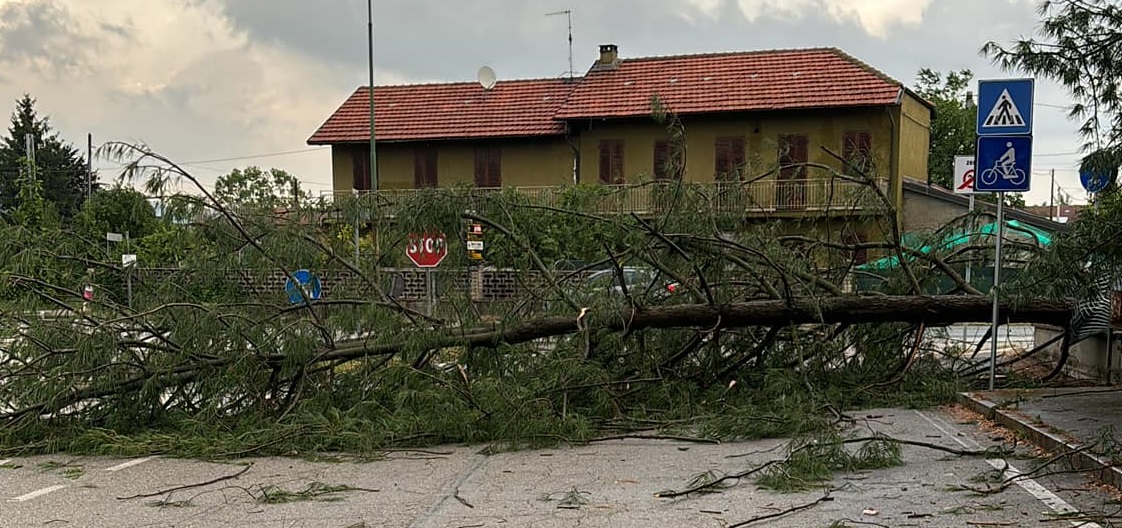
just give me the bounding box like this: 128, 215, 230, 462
285, 269, 322, 304
1080, 169, 1115, 194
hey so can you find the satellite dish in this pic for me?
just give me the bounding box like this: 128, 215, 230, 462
477, 66, 497, 90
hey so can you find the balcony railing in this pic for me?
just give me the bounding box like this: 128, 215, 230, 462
315, 179, 891, 216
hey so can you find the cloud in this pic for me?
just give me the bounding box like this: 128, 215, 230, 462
677, 0, 933, 38
0, 0, 99, 78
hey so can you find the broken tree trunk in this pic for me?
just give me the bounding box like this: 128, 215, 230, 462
321, 295, 1074, 361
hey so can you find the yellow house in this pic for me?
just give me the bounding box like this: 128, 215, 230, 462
308, 45, 931, 224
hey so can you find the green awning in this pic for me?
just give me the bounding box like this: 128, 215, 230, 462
858, 220, 1053, 271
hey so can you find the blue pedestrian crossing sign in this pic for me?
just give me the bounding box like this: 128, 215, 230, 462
977, 79, 1034, 136
975, 136, 1032, 192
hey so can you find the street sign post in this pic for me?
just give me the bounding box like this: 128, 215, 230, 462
285, 269, 322, 305
407, 232, 447, 317
1080, 169, 1115, 194
406, 232, 448, 268
977, 79, 1034, 136
974, 78, 1034, 391
953, 155, 976, 195
975, 136, 1032, 192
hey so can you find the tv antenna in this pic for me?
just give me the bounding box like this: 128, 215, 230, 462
546, 9, 575, 80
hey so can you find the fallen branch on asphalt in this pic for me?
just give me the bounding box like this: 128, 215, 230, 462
117, 463, 252, 500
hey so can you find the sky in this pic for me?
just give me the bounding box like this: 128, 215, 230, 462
0, 0, 1095, 206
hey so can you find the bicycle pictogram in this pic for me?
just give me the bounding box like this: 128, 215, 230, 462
978, 141, 1026, 187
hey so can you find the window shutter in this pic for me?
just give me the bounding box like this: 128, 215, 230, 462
654, 140, 670, 180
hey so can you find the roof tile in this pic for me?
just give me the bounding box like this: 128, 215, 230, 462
555, 48, 903, 119
308, 79, 575, 144
308, 47, 909, 144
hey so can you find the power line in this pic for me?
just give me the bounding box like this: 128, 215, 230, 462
176, 147, 328, 165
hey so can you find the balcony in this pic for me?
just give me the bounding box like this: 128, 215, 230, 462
316, 178, 891, 217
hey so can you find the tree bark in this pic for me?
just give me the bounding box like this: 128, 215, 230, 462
316, 295, 1073, 362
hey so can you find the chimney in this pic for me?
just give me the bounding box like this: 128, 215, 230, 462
596, 44, 619, 70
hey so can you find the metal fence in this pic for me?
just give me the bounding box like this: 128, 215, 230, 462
316, 179, 890, 216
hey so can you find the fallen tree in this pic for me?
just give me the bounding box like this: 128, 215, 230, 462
0, 141, 1084, 456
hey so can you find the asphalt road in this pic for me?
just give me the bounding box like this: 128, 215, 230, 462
1, 406, 1117, 527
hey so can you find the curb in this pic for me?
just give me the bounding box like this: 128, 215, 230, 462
957, 392, 1122, 490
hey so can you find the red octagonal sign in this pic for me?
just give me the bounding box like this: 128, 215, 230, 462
406, 232, 448, 268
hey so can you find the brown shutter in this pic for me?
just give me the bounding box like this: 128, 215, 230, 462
843, 131, 872, 175
352, 150, 370, 191
414, 148, 437, 188
654, 140, 670, 180
715, 137, 744, 181
611, 140, 624, 184
474, 148, 487, 187
487, 148, 501, 187
777, 134, 808, 210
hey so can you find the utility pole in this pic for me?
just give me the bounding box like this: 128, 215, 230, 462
87, 133, 93, 200
367, 0, 378, 191
1049, 168, 1056, 220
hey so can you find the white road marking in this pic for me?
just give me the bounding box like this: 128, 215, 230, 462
105, 456, 155, 472
0, 459, 11, 466
9, 485, 66, 502
915, 409, 1102, 528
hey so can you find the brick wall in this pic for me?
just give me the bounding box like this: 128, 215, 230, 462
136, 267, 556, 302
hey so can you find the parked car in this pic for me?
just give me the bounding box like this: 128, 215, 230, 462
580, 267, 679, 299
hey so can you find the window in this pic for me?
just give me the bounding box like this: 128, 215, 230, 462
714, 137, 745, 181
413, 148, 438, 188
352, 150, 371, 191
843, 131, 873, 175
777, 134, 808, 210
598, 139, 625, 184
474, 147, 501, 188
654, 140, 684, 180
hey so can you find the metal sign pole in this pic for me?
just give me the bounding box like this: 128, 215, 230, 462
989, 197, 1004, 390
964, 193, 975, 345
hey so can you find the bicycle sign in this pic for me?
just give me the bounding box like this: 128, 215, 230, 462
974, 136, 1032, 192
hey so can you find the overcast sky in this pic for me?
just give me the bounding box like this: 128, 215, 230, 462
0, 0, 1092, 205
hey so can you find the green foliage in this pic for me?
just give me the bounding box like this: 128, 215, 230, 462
214, 166, 306, 209
915, 68, 977, 190
983, 0, 1122, 171
0, 95, 95, 220
0, 143, 985, 459
74, 186, 160, 240
756, 431, 902, 492
8, 159, 60, 230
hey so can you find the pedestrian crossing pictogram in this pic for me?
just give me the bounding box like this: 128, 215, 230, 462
976, 79, 1033, 136
983, 89, 1026, 128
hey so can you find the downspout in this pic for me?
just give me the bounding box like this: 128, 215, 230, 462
887, 98, 902, 233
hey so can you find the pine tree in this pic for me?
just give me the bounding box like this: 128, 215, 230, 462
0, 94, 97, 221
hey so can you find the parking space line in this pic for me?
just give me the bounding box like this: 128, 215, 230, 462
915, 410, 1102, 528
105, 456, 155, 472
10, 485, 66, 502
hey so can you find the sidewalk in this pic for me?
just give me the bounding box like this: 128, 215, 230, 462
959, 387, 1122, 488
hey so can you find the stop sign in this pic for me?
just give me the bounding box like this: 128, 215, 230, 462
406, 232, 448, 268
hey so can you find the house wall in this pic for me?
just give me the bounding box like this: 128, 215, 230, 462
572, 107, 902, 184
899, 93, 932, 183
901, 190, 969, 234
327, 104, 933, 211
1036, 325, 1122, 382
330, 139, 574, 191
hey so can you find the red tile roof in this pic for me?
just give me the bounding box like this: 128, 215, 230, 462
309, 47, 918, 145
555, 48, 906, 120
307, 79, 574, 144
